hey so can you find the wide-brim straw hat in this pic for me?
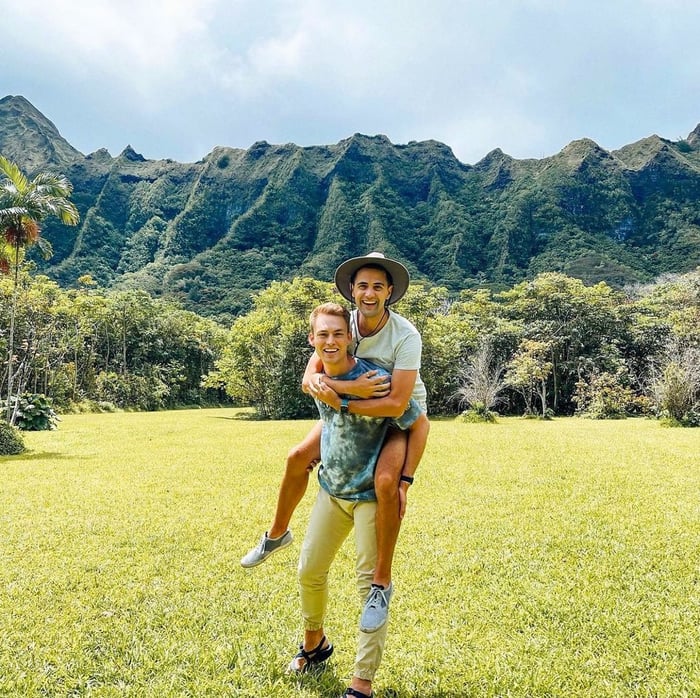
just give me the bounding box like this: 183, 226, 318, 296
334, 252, 410, 306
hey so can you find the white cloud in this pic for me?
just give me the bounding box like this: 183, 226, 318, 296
1, 0, 699, 162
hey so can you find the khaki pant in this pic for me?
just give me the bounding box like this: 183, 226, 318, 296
298, 488, 389, 682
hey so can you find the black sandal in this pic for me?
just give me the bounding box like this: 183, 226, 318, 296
342, 688, 374, 698
287, 635, 334, 673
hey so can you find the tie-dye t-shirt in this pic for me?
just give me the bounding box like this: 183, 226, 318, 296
315, 357, 423, 502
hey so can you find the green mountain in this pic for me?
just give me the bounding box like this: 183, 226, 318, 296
2, 94, 699, 322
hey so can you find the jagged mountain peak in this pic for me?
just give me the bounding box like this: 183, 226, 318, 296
613, 134, 697, 171
0, 94, 83, 172
86, 147, 113, 161
475, 148, 514, 168
555, 138, 616, 168
118, 145, 147, 162
687, 123, 700, 146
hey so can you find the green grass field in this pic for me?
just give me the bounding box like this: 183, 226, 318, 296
1, 410, 699, 697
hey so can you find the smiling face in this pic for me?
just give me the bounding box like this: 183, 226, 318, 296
351, 266, 393, 321
309, 311, 354, 375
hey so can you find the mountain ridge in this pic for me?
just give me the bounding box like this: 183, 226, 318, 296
1, 95, 699, 322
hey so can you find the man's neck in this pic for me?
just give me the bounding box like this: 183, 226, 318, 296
356, 308, 388, 337
323, 354, 356, 378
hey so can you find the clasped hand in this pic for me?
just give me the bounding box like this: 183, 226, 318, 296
308, 370, 390, 405
308, 375, 339, 406
351, 369, 391, 398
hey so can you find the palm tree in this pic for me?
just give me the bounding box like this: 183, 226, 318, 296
0, 155, 79, 423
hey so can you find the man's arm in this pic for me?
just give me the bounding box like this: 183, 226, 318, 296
303, 352, 391, 399
301, 353, 324, 395
311, 369, 417, 419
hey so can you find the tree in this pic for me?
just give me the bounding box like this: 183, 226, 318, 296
505, 339, 553, 417
651, 340, 700, 426
209, 277, 333, 419
0, 156, 79, 423
453, 338, 507, 420
499, 273, 624, 413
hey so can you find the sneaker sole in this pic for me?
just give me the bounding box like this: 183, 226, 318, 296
359, 618, 387, 633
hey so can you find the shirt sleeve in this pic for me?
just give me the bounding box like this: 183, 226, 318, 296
393, 331, 422, 371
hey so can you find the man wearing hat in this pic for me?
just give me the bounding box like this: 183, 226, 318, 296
288, 301, 426, 698
242, 252, 429, 633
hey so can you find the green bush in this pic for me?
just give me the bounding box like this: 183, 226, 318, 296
456, 403, 498, 423
573, 371, 636, 419
659, 405, 700, 428
95, 371, 169, 411
0, 420, 26, 454
9, 394, 60, 431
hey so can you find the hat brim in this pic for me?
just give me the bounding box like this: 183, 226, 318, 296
334, 254, 410, 305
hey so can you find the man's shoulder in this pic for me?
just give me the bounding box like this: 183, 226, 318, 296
388, 310, 419, 335
355, 357, 390, 377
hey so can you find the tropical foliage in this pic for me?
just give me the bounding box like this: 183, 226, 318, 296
211, 268, 700, 425
1, 256, 698, 426
6, 393, 59, 431
0, 155, 79, 424
205, 277, 335, 419
0, 270, 230, 418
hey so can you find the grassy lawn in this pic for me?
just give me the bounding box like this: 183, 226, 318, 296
1, 410, 699, 697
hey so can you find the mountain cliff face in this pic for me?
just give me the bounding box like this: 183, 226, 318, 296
2, 95, 699, 321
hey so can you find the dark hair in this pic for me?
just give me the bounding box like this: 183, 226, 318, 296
309, 302, 351, 332
350, 263, 393, 287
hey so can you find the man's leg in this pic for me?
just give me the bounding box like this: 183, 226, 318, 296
290, 489, 353, 672
241, 421, 322, 568
269, 420, 322, 538
350, 500, 388, 697
398, 413, 430, 518
371, 427, 407, 587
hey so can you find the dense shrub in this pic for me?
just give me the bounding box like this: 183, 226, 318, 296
9, 394, 59, 431
651, 345, 700, 427
0, 420, 25, 454
456, 403, 498, 423
95, 371, 169, 411
573, 371, 636, 419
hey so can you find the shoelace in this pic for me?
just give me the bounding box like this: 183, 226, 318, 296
365, 586, 388, 610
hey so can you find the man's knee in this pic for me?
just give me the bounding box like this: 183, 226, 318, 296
287, 442, 316, 474
298, 559, 327, 588
374, 467, 399, 500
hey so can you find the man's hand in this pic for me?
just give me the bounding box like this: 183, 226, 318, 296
308, 374, 341, 408
306, 458, 320, 473
352, 369, 391, 399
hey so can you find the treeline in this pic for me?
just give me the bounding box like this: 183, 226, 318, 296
210, 270, 700, 425
0, 271, 229, 412
2, 267, 699, 424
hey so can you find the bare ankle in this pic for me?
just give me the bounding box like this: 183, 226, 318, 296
350, 678, 372, 696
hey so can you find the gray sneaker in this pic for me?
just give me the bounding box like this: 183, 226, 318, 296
241, 530, 293, 568
359, 582, 393, 633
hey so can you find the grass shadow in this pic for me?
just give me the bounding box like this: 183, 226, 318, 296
208, 410, 259, 421
381, 690, 471, 698
7, 451, 72, 461
276, 661, 346, 697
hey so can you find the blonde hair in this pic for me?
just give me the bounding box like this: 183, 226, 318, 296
309, 302, 350, 332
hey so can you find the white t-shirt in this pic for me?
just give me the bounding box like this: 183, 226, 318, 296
350, 309, 428, 409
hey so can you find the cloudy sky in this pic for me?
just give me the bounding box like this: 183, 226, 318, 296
2, 0, 699, 164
